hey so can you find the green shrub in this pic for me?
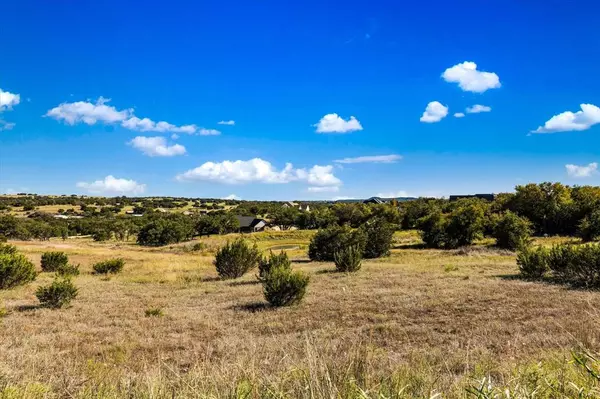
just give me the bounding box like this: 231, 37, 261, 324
417, 211, 449, 249
493, 211, 532, 250
579, 209, 600, 242
262, 266, 309, 307
0, 253, 37, 289
144, 308, 164, 317
137, 218, 194, 246
56, 263, 80, 277
92, 229, 112, 242
445, 203, 486, 249
334, 245, 362, 272
308, 225, 366, 261
258, 251, 291, 281
93, 258, 125, 274
35, 277, 78, 308
214, 239, 261, 279
360, 217, 395, 258
40, 251, 68, 272
547, 244, 600, 287
517, 245, 548, 279
0, 243, 17, 255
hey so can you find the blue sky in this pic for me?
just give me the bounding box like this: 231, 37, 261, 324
1, 0, 599, 200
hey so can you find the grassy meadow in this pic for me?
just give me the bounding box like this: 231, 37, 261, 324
1, 231, 599, 398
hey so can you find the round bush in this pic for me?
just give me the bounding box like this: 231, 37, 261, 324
493, 211, 532, 250
0, 243, 17, 255
360, 217, 395, 258
36, 277, 78, 308
579, 209, 600, 243
137, 218, 194, 247
41, 251, 69, 272
258, 251, 291, 281
516, 245, 548, 279
334, 245, 362, 272
214, 239, 261, 279
93, 258, 125, 274
308, 225, 366, 262
262, 266, 309, 307
0, 253, 37, 289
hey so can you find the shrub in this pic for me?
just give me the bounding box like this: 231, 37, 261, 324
93, 258, 125, 274
56, 263, 80, 277
417, 211, 449, 249
40, 251, 68, 272
0, 253, 37, 289
145, 308, 164, 317
360, 217, 395, 258
137, 218, 194, 246
308, 225, 366, 262
493, 211, 532, 250
92, 229, 112, 242
0, 243, 17, 255
579, 209, 600, 242
35, 277, 78, 308
258, 251, 291, 281
214, 239, 261, 279
262, 266, 309, 307
547, 243, 600, 287
444, 203, 486, 249
334, 245, 362, 272
516, 245, 548, 279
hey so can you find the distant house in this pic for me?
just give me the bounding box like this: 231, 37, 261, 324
363, 197, 385, 204
235, 216, 267, 233
449, 194, 495, 202
298, 203, 310, 212
53, 214, 69, 219
125, 210, 135, 214
282, 201, 298, 208
155, 208, 167, 213
182, 211, 193, 216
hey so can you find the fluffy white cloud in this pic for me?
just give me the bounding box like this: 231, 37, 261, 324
76, 175, 146, 194
217, 120, 235, 126
308, 186, 340, 193
454, 112, 465, 118
533, 104, 600, 134
466, 104, 492, 113
129, 136, 186, 157
0, 88, 20, 111
376, 190, 410, 198
0, 120, 15, 130
420, 101, 448, 123
565, 162, 598, 178
314, 113, 363, 133
334, 154, 402, 164
176, 158, 342, 188
442, 61, 501, 93
46, 97, 219, 135
223, 194, 241, 200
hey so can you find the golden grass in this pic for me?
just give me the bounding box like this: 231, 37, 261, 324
1, 231, 599, 398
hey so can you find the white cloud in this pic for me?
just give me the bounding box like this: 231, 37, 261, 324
308, 186, 340, 193
314, 113, 363, 133
420, 101, 448, 123
0, 88, 20, 111
565, 162, 598, 178
76, 175, 146, 195
466, 104, 492, 114
442, 61, 501, 93
171, 134, 179, 140
176, 158, 342, 188
223, 194, 241, 200
0, 120, 15, 130
533, 104, 600, 134
334, 154, 402, 164
218, 120, 235, 126
129, 136, 186, 157
376, 190, 410, 198
46, 97, 219, 135
454, 112, 465, 118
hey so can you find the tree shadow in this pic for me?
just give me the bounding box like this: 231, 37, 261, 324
15, 304, 41, 312
393, 243, 427, 250
231, 302, 271, 312
495, 273, 600, 292
228, 280, 261, 287
291, 259, 312, 264
315, 269, 337, 275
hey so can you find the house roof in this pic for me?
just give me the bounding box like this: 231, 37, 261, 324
235, 215, 265, 228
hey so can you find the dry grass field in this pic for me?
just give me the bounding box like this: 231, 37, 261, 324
1, 231, 599, 398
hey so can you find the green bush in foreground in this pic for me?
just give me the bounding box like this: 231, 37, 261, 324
36, 277, 78, 309
493, 211, 532, 250
262, 266, 309, 307
214, 239, 261, 279
334, 245, 362, 272
517, 245, 548, 279
308, 225, 366, 262
360, 217, 395, 258
93, 258, 125, 274
0, 243, 17, 255
258, 250, 291, 281
56, 263, 80, 277
40, 251, 68, 272
0, 253, 37, 289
